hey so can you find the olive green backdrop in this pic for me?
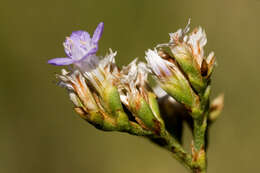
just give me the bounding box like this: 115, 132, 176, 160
0, 0, 259, 172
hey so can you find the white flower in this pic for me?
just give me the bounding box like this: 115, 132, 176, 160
158, 19, 215, 69
118, 59, 150, 108
145, 49, 183, 82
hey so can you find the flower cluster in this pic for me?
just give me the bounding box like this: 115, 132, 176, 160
157, 20, 215, 93
48, 20, 223, 173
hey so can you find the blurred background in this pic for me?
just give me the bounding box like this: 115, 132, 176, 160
0, 0, 259, 172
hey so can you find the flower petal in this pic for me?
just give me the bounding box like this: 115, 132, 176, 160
70, 31, 91, 42
92, 22, 104, 44
78, 47, 98, 62
48, 58, 75, 66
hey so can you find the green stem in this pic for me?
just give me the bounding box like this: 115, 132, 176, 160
190, 88, 210, 173
161, 130, 193, 171
193, 117, 207, 151
192, 116, 207, 173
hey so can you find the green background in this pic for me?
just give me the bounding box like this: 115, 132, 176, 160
1, 0, 259, 172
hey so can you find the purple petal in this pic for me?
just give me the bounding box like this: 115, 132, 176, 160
48, 58, 75, 66
70, 31, 91, 42
80, 47, 98, 61
92, 22, 104, 44
70, 43, 86, 61
63, 38, 73, 57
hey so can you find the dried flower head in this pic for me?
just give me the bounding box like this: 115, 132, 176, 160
157, 20, 216, 93
118, 59, 164, 131
119, 59, 150, 107
145, 49, 183, 81
145, 49, 199, 110
159, 19, 214, 70
84, 49, 119, 96
56, 57, 125, 131
57, 69, 98, 112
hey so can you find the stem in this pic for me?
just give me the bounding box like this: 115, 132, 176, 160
161, 130, 193, 171
193, 116, 207, 151
192, 116, 207, 173
189, 86, 210, 173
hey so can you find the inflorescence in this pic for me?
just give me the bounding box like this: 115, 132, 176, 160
48, 20, 224, 173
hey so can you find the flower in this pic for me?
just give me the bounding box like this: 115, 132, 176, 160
169, 22, 209, 69
118, 59, 164, 132
56, 50, 153, 134
48, 22, 104, 66
83, 49, 120, 96
57, 68, 122, 131
157, 19, 215, 72
145, 49, 182, 80
119, 59, 149, 108
57, 69, 98, 112
145, 49, 199, 110
157, 20, 216, 93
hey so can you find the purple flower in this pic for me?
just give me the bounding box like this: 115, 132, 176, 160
48, 22, 104, 66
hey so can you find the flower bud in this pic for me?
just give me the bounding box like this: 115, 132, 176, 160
209, 94, 224, 122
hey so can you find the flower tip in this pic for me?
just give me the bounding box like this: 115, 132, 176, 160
97, 22, 104, 32
98, 21, 104, 27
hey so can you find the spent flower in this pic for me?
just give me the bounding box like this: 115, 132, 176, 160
145, 49, 199, 112
119, 59, 164, 132
57, 69, 98, 112
84, 49, 119, 96
56, 57, 125, 131
158, 20, 216, 93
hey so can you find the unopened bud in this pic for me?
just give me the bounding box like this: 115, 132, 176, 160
209, 94, 224, 121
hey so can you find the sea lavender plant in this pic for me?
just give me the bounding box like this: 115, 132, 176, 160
48, 21, 224, 173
